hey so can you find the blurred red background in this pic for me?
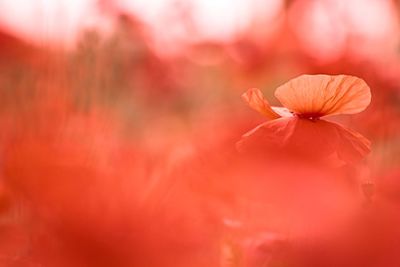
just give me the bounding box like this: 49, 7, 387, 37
0, 1, 400, 266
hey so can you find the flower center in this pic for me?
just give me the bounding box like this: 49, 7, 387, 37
295, 113, 322, 121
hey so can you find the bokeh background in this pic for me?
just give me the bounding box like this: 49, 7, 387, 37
0, 1, 400, 266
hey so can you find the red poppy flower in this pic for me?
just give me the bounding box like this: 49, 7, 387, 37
237, 74, 372, 164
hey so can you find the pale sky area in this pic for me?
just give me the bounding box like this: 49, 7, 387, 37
0, 0, 282, 45
0, 0, 398, 60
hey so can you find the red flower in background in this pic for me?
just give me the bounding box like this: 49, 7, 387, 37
238, 74, 371, 164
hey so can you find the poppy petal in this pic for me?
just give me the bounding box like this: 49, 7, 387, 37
242, 88, 281, 119
272, 107, 293, 117
332, 122, 371, 164
238, 117, 295, 149
237, 117, 370, 164
274, 75, 371, 117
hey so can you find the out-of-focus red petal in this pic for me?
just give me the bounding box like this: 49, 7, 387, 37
237, 117, 296, 151
242, 88, 281, 119
332, 122, 371, 164
237, 117, 370, 164
274, 74, 371, 117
